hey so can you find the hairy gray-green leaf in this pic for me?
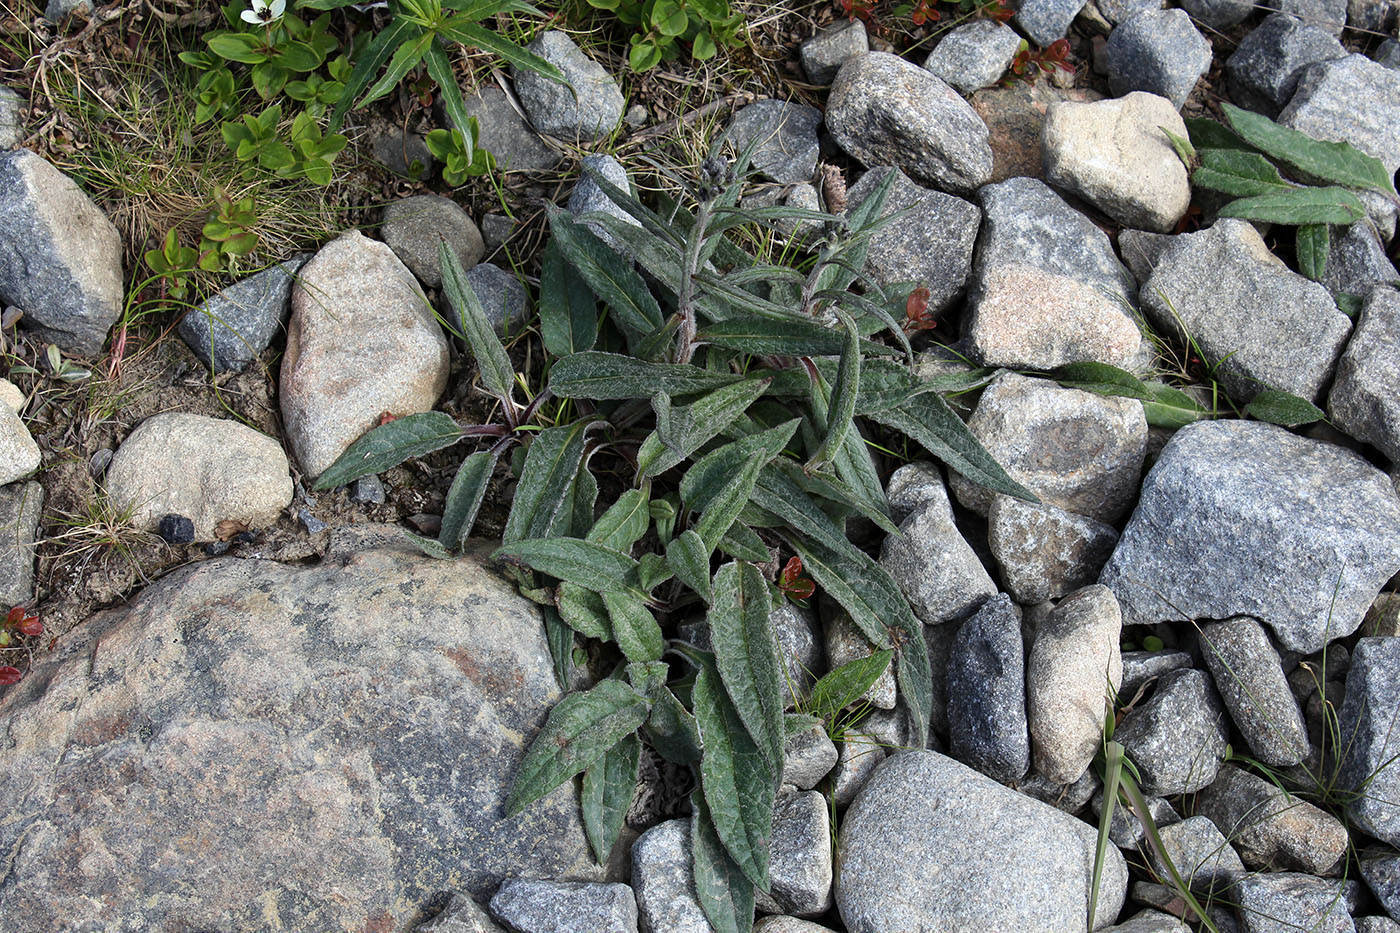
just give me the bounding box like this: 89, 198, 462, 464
405, 530, 456, 560
1191, 148, 1290, 197
695, 450, 768, 552
807, 311, 861, 470
709, 561, 785, 774
547, 204, 664, 339
313, 411, 463, 489
641, 377, 772, 477
643, 683, 704, 765
1185, 115, 1249, 152
1244, 389, 1325, 426
582, 731, 641, 864
495, 537, 642, 592
539, 238, 598, 357
549, 351, 746, 400
438, 448, 499, 552
542, 606, 576, 691
505, 679, 650, 817
503, 422, 590, 544
691, 791, 756, 933
1054, 362, 1154, 401
441, 241, 517, 406
806, 649, 894, 720
638, 552, 674, 592
1221, 101, 1396, 195
557, 582, 612, 640
696, 316, 899, 358
667, 529, 714, 603
566, 464, 599, 539
587, 488, 651, 551
717, 522, 770, 562
1141, 382, 1211, 428
1295, 223, 1329, 281
681, 419, 800, 515
603, 589, 664, 662
694, 666, 774, 889
1217, 186, 1366, 226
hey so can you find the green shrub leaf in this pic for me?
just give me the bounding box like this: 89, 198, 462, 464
602, 589, 665, 662
438, 448, 499, 552
1216, 186, 1366, 226
549, 351, 746, 399
1244, 389, 1325, 426
1191, 149, 1290, 197
691, 791, 756, 933
807, 311, 861, 470
1221, 102, 1396, 195
709, 561, 785, 773
587, 488, 651, 551
539, 239, 599, 357
1295, 223, 1329, 281
505, 679, 650, 816
717, 522, 770, 562
313, 411, 463, 489
667, 529, 714, 603
806, 649, 894, 720
494, 537, 642, 592
641, 377, 771, 477
440, 241, 516, 407
547, 205, 664, 339
582, 731, 641, 864
642, 683, 704, 765
503, 422, 591, 544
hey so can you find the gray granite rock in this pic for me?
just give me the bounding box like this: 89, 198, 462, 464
179, 256, 307, 372
1196, 765, 1348, 874
1042, 92, 1191, 233
1365, 591, 1400, 638
0, 149, 122, 356
0, 87, 21, 149
1330, 286, 1400, 463
1103, 911, 1192, 933
885, 461, 944, 525
1115, 668, 1229, 795
926, 621, 956, 741
0, 532, 603, 928
824, 608, 896, 710
783, 724, 838, 790
1118, 228, 1176, 285
845, 166, 980, 319
0, 405, 39, 486
1280, 55, 1400, 179
461, 263, 529, 339
1351, 0, 1400, 32
1095, 0, 1163, 24
1179, 0, 1252, 24
1360, 855, 1400, 923
1378, 38, 1400, 70
1014, 765, 1102, 813
831, 729, 887, 809
988, 497, 1119, 605
1150, 816, 1245, 889
1141, 219, 1352, 403
1027, 585, 1123, 785
1358, 919, 1400, 933
754, 919, 840, 933
827, 52, 993, 196
949, 372, 1148, 522
923, 21, 1023, 95
1226, 14, 1347, 117
1226, 872, 1355, 933
417, 893, 506, 932
1341, 638, 1400, 846
489, 879, 638, 933
755, 791, 833, 917
0, 481, 41, 607
351, 474, 386, 505
1326, 222, 1399, 300
1106, 10, 1212, 108
1199, 618, 1309, 767
369, 124, 433, 179
460, 88, 559, 172
880, 477, 997, 627
381, 195, 484, 290
1016, 0, 1087, 45
480, 214, 515, 252
631, 820, 709, 933
1092, 787, 1178, 849
947, 594, 1029, 783
1267, 0, 1349, 33
801, 20, 869, 86
514, 31, 623, 143
1120, 650, 1193, 700
836, 750, 1126, 932
570, 155, 639, 253
1099, 420, 1400, 654
725, 100, 822, 185
772, 601, 823, 707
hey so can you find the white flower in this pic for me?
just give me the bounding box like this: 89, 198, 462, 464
240, 0, 285, 25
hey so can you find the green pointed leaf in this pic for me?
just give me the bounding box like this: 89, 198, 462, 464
1296, 223, 1329, 281
313, 411, 463, 489
695, 450, 767, 552
642, 683, 703, 764
680, 419, 800, 515
356, 30, 433, 110
566, 465, 599, 539
667, 529, 714, 603
696, 316, 900, 357
693, 666, 774, 889
547, 205, 663, 339
438, 448, 499, 551
494, 537, 642, 592
807, 311, 861, 470
539, 238, 598, 357
709, 561, 784, 773
587, 488, 651, 551
557, 582, 612, 640
1053, 361, 1153, 401
328, 18, 418, 129
717, 522, 770, 562
1184, 116, 1250, 152
1192, 148, 1290, 197
441, 241, 516, 406
1217, 186, 1366, 226
1244, 389, 1325, 426
1161, 126, 1195, 167
505, 679, 650, 816
422, 40, 473, 157
638, 552, 674, 592
405, 530, 456, 560
641, 377, 772, 477
1221, 102, 1396, 195
582, 732, 641, 864
1140, 382, 1211, 428
806, 649, 894, 720
436, 19, 567, 85
549, 351, 746, 400
603, 589, 664, 661
503, 422, 591, 544
691, 791, 756, 933
543, 606, 575, 691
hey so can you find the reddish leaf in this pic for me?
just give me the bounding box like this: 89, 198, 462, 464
780, 555, 803, 587
783, 577, 815, 600
0, 666, 20, 685
18, 617, 42, 637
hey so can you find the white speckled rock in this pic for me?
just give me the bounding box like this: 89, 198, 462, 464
0, 378, 23, 412
879, 475, 997, 627
0, 404, 39, 485
489, 879, 638, 933
280, 231, 450, 478
630, 819, 710, 933
104, 413, 292, 541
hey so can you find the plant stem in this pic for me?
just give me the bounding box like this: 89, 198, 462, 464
676, 197, 713, 365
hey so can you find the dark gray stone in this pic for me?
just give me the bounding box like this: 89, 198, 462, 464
1117, 229, 1176, 286
417, 893, 506, 932
1360, 855, 1400, 923
1225, 14, 1347, 117
1091, 787, 1178, 849
1266, 0, 1349, 33
1351, 0, 1400, 33
827, 52, 993, 196
42, 0, 88, 21
988, 495, 1118, 605
1120, 650, 1193, 700
1199, 617, 1309, 767
1341, 638, 1400, 846
885, 461, 943, 525
1141, 219, 1352, 403
631, 820, 709, 933
1196, 765, 1348, 874
369, 125, 433, 179
783, 724, 838, 790
835, 751, 1126, 932
1280, 55, 1400, 179
179, 257, 307, 373
879, 477, 996, 627
1379, 39, 1400, 71
461, 263, 529, 338
1015, 0, 1086, 45
800, 20, 869, 85
1099, 420, 1400, 653
1151, 816, 1244, 890
460, 88, 560, 173
0, 87, 21, 149
947, 594, 1029, 783
846, 166, 980, 319
1330, 286, 1400, 463
725, 100, 822, 185
1114, 668, 1229, 795
350, 474, 386, 505
1179, 0, 1253, 25
0, 480, 41, 606
569, 155, 639, 253
1014, 765, 1101, 813
513, 32, 623, 143
381, 195, 484, 290
1225, 873, 1354, 933
922, 21, 1023, 95
489, 879, 638, 933
480, 214, 515, 252
755, 791, 833, 917
1106, 10, 1212, 108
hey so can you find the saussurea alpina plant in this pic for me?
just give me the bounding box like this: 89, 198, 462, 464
316, 149, 1033, 932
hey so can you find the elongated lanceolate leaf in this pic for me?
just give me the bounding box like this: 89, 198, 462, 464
807, 311, 861, 470
1221, 102, 1396, 195
1244, 389, 1325, 426
503, 422, 590, 545
356, 30, 434, 110
422, 41, 472, 154
667, 529, 714, 604
1191, 148, 1290, 197
680, 419, 800, 515
549, 351, 746, 399
693, 666, 774, 889
505, 679, 650, 816
313, 411, 463, 489
602, 589, 664, 662
696, 316, 899, 358
542, 606, 575, 691
691, 791, 756, 933
436, 18, 566, 85
566, 465, 599, 539
642, 378, 771, 477
547, 205, 663, 339
1184, 115, 1249, 152
709, 562, 785, 774
1140, 382, 1211, 428
328, 18, 417, 129
695, 451, 767, 552
806, 649, 894, 720
717, 522, 770, 562
582, 731, 641, 864
1054, 361, 1154, 401
1295, 223, 1329, 281
438, 448, 499, 551
587, 488, 651, 551
494, 537, 642, 592
556, 582, 612, 640
539, 239, 598, 357
1216, 186, 1366, 226
440, 242, 517, 406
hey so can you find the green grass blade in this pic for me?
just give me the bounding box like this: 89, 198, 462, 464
437, 19, 567, 85
327, 17, 417, 130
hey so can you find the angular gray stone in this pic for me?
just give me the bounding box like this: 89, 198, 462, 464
1358, 918, 1400, 933
1330, 286, 1400, 463
1365, 591, 1400, 638
514, 32, 623, 143
725, 100, 822, 185
1092, 787, 1178, 849
772, 601, 823, 707
1120, 650, 1193, 700
0, 481, 41, 607
1179, 0, 1253, 26
947, 593, 1029, 783
1118, 228, 1176, 285
923, 21, 1023, 95
1103, 911, 1192, 933
836, 750, 1127, 932
1225, 14, 1347, 116
1196, 765, 1348, 874
1378, 38, 1400, 70
755, 791, 833, 917
1114, 668, 1229, 795
1014, 765, 1102, 813
417, 893, 507, 932
1106, 10, 1212, 108
754, 919, 839, 933
369, 124, 433, 179
1095, 0, 1163, 24
489, 879, 638, 933
1099, 420, 1400, 654
480, 214, 515, 252
569, 155, 639, 253
831, 728, 887, 809
885, 460, 943, 525
1015, 0, 1087, 45
846, 166, 980, 319
1199, 618, 1309, 767
1341, 638, 1400, 846
1142, 219, 1352, 404
460, 88, 559, 173
1360, 855, 1400, 923
827, 52, 993, 196
1351, 0, 1400, 33
988, 496, 1119, 605
1279, 55, 1400, 179
0, 87, 21, 149
178, 256, 307, 372
1027, 585, 1123, 785
0, 532, 603, 928
631, 820, 709, 933
0, 149, 122, 356
824, 608, 896, 710
879, 477, 997, 627
1267, 0, 1349, 33
1042, 93, 1192, 233
462, 263, 529, 338
381, 195, 484, 290
1149, 816, 1245, 889
1226, 873, 1354, 933
0, 405, 39, 486
800, 19, 869, 86
783, 724, 838, 790
1326, 222, 1399, 300
949, 372, 1148, 522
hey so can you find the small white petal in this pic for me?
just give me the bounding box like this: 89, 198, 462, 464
269, 0, 286, 15
239, 8, 263, 22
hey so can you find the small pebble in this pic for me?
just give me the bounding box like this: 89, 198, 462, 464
299, 509, 327, 534
157, 514, 195, 544
350, 475, 386, 505
88, 447, 112, 478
